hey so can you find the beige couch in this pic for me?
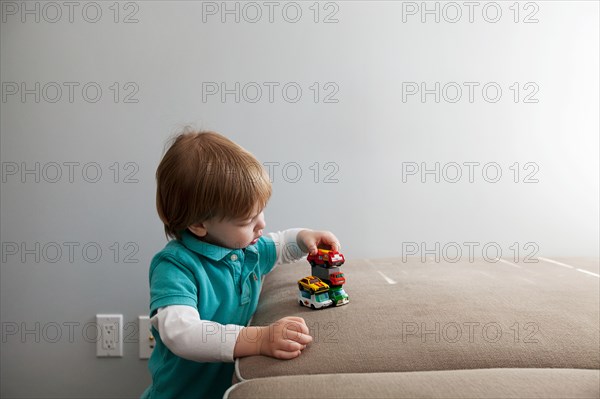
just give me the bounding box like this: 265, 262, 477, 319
226, 257, 600, 398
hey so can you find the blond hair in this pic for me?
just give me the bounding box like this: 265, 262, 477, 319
156, 130, 271, 240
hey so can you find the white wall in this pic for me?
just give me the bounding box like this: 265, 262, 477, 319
1, 1, 598, 397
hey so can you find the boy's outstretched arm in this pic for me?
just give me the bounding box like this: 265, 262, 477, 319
234, 316, 313, 360
267, 229, 342, 266
152, 307, 312, 362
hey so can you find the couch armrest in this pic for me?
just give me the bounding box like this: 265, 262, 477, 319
237, 257, 599, 380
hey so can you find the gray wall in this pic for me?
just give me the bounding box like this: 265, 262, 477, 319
1, 1, 598, 397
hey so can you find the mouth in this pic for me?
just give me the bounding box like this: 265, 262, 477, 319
250, 237, 260, 245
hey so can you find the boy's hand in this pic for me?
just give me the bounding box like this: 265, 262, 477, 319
234, 317, 313, 360
297, 230, 341, 255
260, 316, 313, 360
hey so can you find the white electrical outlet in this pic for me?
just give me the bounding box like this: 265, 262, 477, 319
96, 314, 123, 357
138, 315, 155, 359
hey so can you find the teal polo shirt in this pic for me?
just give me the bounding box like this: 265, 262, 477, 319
141, 229, 277, 399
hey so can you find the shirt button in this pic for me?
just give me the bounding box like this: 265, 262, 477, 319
230, 254, 238, 261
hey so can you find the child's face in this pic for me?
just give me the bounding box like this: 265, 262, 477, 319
189, 205, 266, 249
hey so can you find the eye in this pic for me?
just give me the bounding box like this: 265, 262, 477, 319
238, 218, 253, 226
238, 209, 262, 226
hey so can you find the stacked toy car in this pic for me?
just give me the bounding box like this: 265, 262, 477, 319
297, 276, 333, 309
297, 249, 349, 309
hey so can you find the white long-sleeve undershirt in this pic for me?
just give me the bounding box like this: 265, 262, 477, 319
150, 228, 308, 363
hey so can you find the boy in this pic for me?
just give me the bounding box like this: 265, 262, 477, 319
141, 130, 341, 398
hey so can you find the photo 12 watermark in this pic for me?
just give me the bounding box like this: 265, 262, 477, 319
1, 241, 140, 264
186, 160, 340, 185
200, 1, 340, 24
1, 1, 140, 24
400, 321, 540, 344
1, 320, 141, 345
201, 82, 340, 104
401, 162, 540, 183
217, 320, 339, 344
401, 241, 540, 263
0, 319, 339, 345
400, 2, 539, 24
401, 82, 539, 104
1, 162, 140, 184
263, 161, 340, 184
1, 82, 140, 104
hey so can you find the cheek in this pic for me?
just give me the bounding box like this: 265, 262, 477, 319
237, 225, 254, 237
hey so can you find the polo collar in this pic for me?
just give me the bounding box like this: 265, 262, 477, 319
180, 229, 258, 261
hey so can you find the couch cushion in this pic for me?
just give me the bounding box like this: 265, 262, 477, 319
226, 368, 600, 399
237, 257, 599, 380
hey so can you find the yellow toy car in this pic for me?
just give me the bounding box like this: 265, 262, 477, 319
298, 276, 329, 294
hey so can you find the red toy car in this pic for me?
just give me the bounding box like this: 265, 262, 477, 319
307, 249, 345, 268
327, 271, 346, 286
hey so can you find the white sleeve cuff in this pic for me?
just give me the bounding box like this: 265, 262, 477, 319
266, 228, 309, 265
151, 305, 244, 363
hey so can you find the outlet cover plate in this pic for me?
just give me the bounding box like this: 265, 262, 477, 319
138, 315, 154, 359
96, 314, 123, 357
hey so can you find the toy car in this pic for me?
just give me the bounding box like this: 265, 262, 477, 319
298, 289, 333, 309
298, 276, 329, 294
327, 271, 346, 286
311, 266, 346, 284
307, 249, 345, 268
329, 285, 349, 306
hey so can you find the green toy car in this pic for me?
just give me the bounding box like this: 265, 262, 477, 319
329, 285, 349, 306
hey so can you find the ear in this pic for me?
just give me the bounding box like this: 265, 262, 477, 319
188, 223, 208, 237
